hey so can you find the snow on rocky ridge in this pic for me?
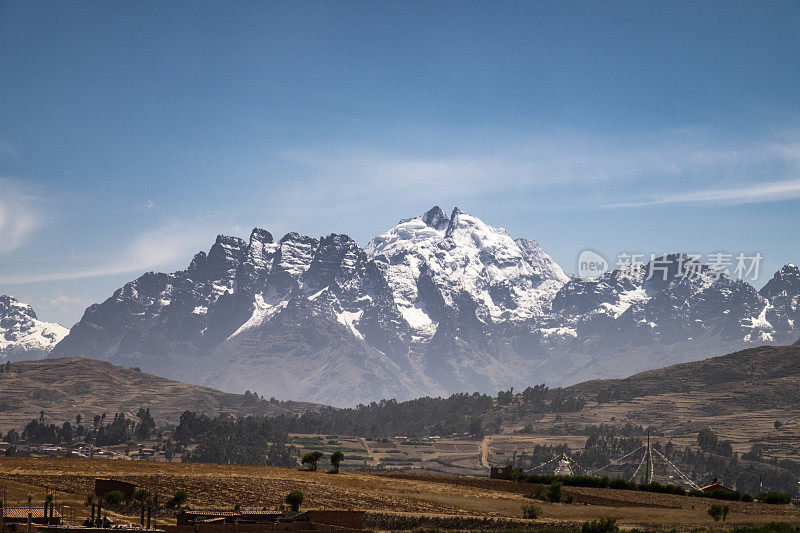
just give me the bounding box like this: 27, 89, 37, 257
0, 295, 68, 362
49, 207, 800, 405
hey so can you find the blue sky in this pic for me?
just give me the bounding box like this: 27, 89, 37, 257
1, 0, 799, 326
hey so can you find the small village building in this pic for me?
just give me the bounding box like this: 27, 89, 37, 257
699, 478, 736, 494
1, 507, 62, 525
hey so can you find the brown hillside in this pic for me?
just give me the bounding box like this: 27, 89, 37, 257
502, 344, 800, 462
0, 357, 317, 431
564, 344, 800, 404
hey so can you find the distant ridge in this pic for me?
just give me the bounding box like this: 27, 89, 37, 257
0, 357, 319, 431
564, 343, 800, 405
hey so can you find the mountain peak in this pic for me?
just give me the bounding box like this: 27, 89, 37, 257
1, 295, 68, 363
421, 206, 449, 229
249, 228, 274, 245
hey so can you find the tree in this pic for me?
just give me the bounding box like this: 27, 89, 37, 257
330, 451, 345, 473
5, 429, 18, 444
267, 441, 298, 467
169, 489, 188, 508
133, 489, 151, 526
697, 428, 718, 453
135, 408, 156, 440
301, 451, 323, 471
547, 481, 563, 503
133, 489, 151, 504
774, 420, 782, 430
285, 491, 303, 512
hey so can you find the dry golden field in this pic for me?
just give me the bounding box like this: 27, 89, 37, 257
1, 457, 799, 531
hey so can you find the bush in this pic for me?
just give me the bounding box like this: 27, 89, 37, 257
758, 492, 792, 505
285, 491, 303, 512
104, 491, 125, 505
547, 481, 563, 503
608, 478, 636, 490
690, 488, 747, 501
522, 504, 541, 519
582, 517, 619, 533
168, 489, 188, 508
732, 523, 800, 533
708, 504, 729, 521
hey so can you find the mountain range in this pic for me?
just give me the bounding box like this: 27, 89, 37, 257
3, 207, 798, 405
0, 295, 68, 362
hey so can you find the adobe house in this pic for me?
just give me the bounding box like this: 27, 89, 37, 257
699, 478, 736, 494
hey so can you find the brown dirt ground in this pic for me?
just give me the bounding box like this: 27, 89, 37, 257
1, 457, 799, 531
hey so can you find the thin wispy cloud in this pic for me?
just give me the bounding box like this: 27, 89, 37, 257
0, 178, 39, 255
280, 129, 800, 211
605, 178, 800, 208
0, 220, 221, 285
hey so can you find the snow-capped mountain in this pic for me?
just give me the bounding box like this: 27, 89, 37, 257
760, 264, 800, 343
50, 207, 800, 405
0, 295, 68, 362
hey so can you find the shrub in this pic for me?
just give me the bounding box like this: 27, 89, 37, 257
169, 489, 188, 508
758, 492, 792, 505
732, 523, 800, 533
608, 478, 636, 490
522, 504, 541, 519
547, 481, 563, 503
582, 517, 619, 533
690, 488, 747, 501
285, 491, 303, 512
708, 504, 729, 521
104, 491, 125, 505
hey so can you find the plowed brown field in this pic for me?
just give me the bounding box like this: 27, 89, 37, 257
1, 458, 798, 531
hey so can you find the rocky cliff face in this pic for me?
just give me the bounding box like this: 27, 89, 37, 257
0, 295, 68, 362
50, 207, 800, 404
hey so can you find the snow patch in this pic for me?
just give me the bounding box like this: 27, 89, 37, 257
227, 292, 287, 339
336, 309, 364, 339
